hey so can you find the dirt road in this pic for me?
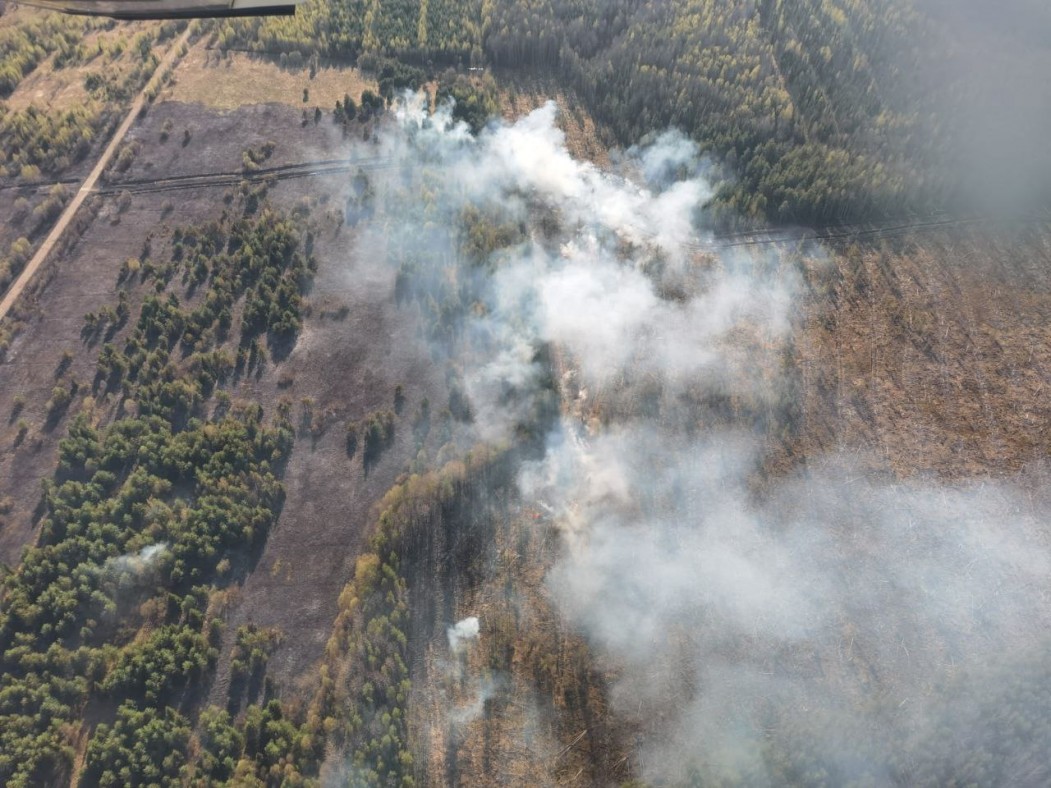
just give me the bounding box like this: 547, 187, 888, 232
0, 26, 193, 323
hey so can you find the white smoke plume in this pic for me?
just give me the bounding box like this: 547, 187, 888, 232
440, 616, 491, 728
353, 95, 1051, 784
95, 542, 169, 606
362, 96, 793, 444
102, 542, 169, 578
533, 427, 1051, 784
447, 615, 480, 653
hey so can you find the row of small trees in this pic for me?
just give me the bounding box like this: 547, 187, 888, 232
315, 446, 507, 786
0, 12, 92, 97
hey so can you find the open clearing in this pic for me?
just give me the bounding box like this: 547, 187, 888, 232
162, 44, 378, 110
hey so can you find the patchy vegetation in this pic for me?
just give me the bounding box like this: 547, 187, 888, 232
0, 197, 316, 784
0, 12, 93, 98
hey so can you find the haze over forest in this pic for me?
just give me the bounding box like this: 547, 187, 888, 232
1, 1, 1050, 786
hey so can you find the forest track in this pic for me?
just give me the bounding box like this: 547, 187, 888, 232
94, 155, 396, 196
0, 26, 193, 324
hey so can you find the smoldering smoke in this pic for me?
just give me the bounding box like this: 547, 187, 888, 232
355, 95, 1051, 785
101, 542, 168, 578
447, 615, 480, 653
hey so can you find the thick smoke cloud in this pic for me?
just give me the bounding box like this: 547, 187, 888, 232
534, 428, 1051, 783
360, 96, 1051, 785
367, 97, 793, 439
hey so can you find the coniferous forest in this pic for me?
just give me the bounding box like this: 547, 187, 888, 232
216, 0, 1021, 224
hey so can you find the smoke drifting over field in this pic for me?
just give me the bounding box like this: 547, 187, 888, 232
358, 96, 1051, 784
535, 432, 1051, 783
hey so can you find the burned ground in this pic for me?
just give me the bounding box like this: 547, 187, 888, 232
0, 95, 447, 694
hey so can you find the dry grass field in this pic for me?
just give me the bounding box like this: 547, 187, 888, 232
162, 44, 378, 110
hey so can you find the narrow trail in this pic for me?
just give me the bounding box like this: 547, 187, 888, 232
0, 26, 193, 325
94, 155, 395, 195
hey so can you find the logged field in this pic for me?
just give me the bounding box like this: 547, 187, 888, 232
796, 224, 1051, 478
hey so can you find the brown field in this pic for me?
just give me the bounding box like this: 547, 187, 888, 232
162, 44, 378, 110
794, 225, 1051, 479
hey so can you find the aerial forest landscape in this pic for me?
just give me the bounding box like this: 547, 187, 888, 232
1, 0, 1051, 785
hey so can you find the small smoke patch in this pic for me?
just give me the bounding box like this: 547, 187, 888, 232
450, 674, 505, 726
101, 542, 168, 579
447, 616, 480, 653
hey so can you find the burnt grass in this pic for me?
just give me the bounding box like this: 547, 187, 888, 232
0, 99, 447, 693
